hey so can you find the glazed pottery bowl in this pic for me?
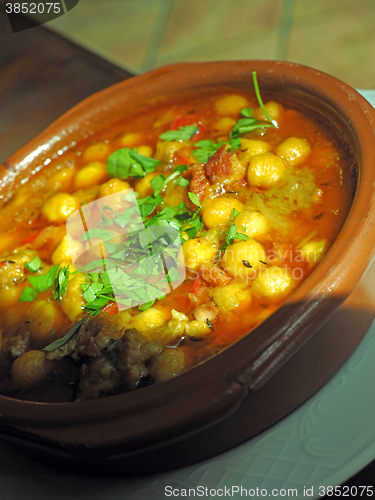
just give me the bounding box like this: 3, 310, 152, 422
1, 61, 375, 475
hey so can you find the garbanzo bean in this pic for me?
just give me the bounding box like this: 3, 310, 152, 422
233, 211, 269, 238
137, 145, 153, 157
276, 137, 311, 166
182, 238, 217, 270
61, 273, 87, 322
251, 266, 297, 300
82, 142, 110, 162
74, 161, 108, 190
11, 350, 52, 390
301, 239, 327, 263
41, 193, 79, 223
0, 285, 22, 308
253, 101, 283, 122
215, 94, 250, 116
99, 178, 131, 198
134, 172, 159, 197
120, 132, 144, 147
238, 138, 272, 162
202, 197, 244, 229
51, 234, 83, 265
155, 141, 189, 163
46, 167, 76, 192
28, 300, 56, 348
222, 239, 266, 279
211, 281, 252, 311
213, 117, 236, 133
132, 307, 171, 334
247, 152, 286, 188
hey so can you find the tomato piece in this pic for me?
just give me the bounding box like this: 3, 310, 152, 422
102, 301, 119, 315
170, 116, 195, 130
191, 277, 206, 295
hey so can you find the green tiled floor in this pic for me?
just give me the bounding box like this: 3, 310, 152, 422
48, 0, 375, 88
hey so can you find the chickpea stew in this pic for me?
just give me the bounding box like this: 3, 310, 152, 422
0, 76, 356, 402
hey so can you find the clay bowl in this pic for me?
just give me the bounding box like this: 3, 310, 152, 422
1, 61, 375, 476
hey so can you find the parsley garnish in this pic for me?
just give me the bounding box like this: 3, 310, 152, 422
193, 138, 240, 163
19, 287, 39, 302
218, 224, 249, 259
53, 265, 70, 304
229, 72, 278, 139
27, 265, 59, 293
106, 148, 159, 180
159, 125, 198, 141
24, 255, 42, 273
188, 192, 201, 207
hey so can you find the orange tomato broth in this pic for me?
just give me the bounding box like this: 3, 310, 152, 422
0, 91, 356, 378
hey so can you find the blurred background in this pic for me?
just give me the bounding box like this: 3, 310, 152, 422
46, 0, 375, 89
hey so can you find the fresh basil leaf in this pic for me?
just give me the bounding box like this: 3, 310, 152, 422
24, 255, 42, 273
43, 318, 85, 352
19, 287, 39, 302
27, 265, 59, 293
159, 125, 198, 141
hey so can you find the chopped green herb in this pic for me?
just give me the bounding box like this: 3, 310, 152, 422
188, 192, 201, 207
19, 287, 39, 302
138, 300, 155, 311
218, 224, 249, 259
106, 148, 159, 180
43, 318, 85, 352
53, 265, 70, 304
242, 260, 252, 268
24, 255, 42, 273
176, 176, 190, 187
259, 260, 268, 265
252, 71, 278, 128
159, 125, 198, 141
173, 164, 189, 173
193, 138, 240, 163
27, 265, 59, 293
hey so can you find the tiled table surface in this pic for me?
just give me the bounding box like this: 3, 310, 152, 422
42, 0, 375, 89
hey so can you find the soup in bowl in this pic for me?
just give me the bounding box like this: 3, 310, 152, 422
0, 61, 374, 473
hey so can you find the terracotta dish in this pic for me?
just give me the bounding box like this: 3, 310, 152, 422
1, 61, 375, 475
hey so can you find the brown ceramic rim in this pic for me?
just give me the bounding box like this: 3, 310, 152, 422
1, 61, 375, 448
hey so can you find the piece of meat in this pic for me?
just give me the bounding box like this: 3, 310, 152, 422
3, 329, 31, 358
45, 314, 121, 362
205, 145, 246, 185
205, 145, 232, 184
189, 164, 210, 201
76, 328, 161, 401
